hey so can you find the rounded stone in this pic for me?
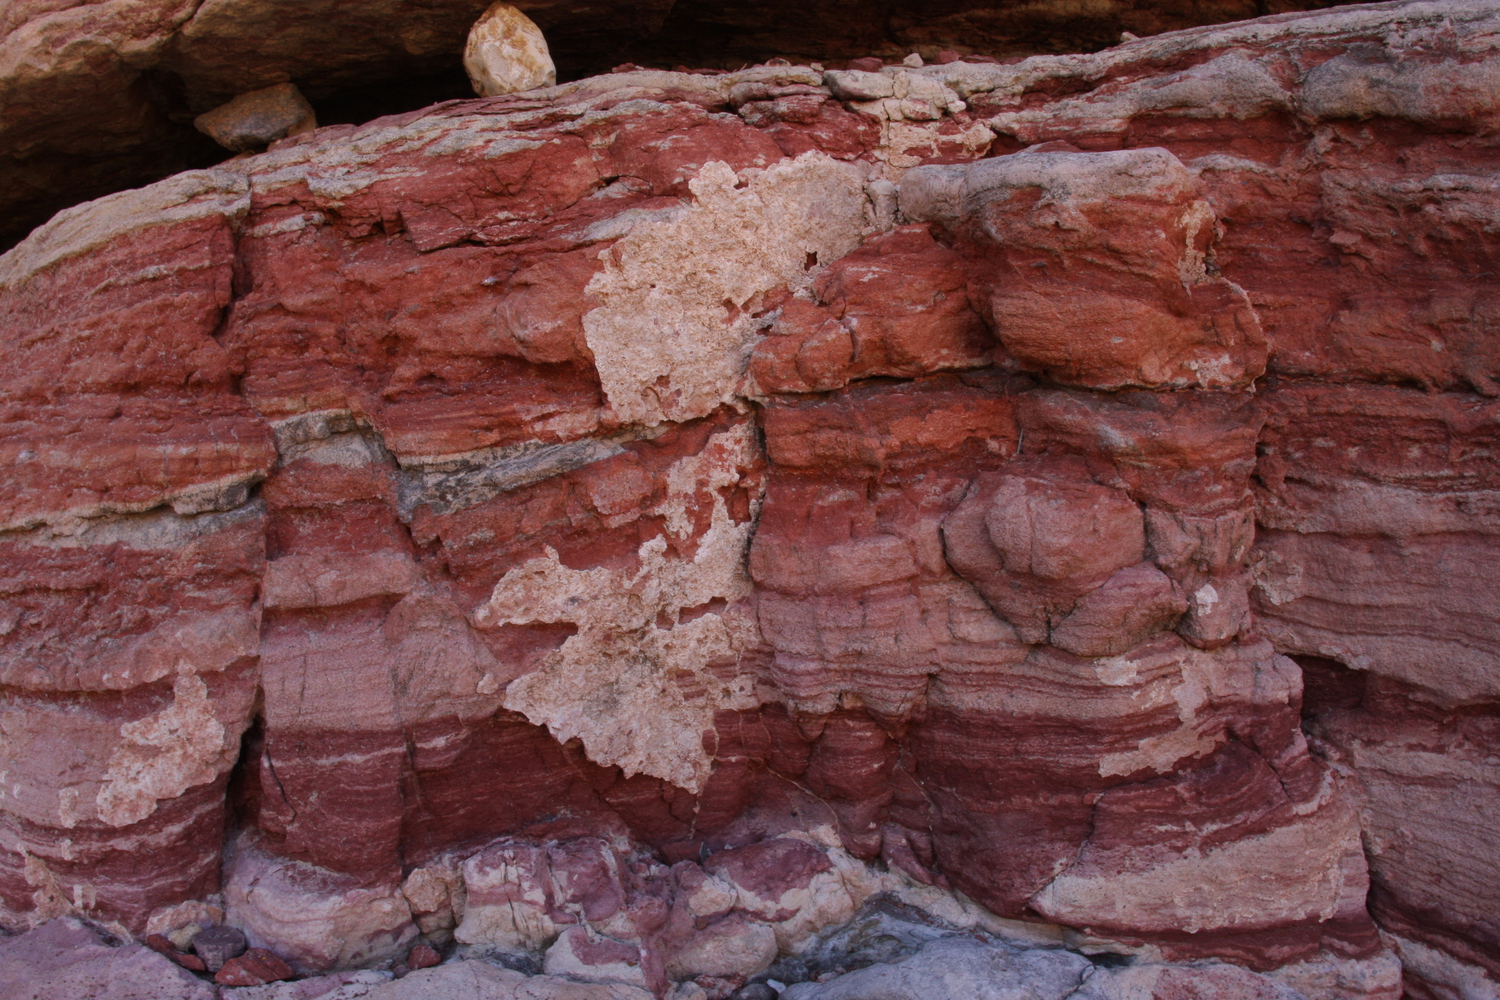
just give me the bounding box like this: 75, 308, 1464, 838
463, 2, 557, 97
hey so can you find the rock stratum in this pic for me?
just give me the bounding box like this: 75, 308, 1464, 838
1, 1, 1498, 997
0, 0, 1366, 253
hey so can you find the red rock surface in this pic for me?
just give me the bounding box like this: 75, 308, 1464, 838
0, 0, 1368, 253
2, 2, 1499, 998
215, 945, 296, 985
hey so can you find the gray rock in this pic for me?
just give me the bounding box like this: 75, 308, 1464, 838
220, 970, 392, 999
360, 959, 652, 998
192, 924, 248, 972
795, 895, 953, 975
0, 918, 216, 1000
779, 936, 1091, 1000
1071, 961, 1310, 1000
732, 986, 777, 1000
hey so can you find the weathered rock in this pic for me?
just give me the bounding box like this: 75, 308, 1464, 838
779, 935, 1092, 1000
0, 0, 1373, 253
195, 84, 318, 153
465, 3, 557, 97
749, 224, 991, 394
366, 961, 655, 998
223, 838, 418, 974
408, 941, 443, 969
1072, 960, 1311, 1000
224, 970, 395, 1000
146, 932, 209, 971
0, 917, 216, 1000
901, 147, 1266, 390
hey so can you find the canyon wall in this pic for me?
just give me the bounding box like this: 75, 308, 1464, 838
1, 1, 1498, 997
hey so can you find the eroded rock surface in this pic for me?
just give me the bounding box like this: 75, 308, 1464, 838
0, 917, 216, 999
3, 2, 1499, 999
0, 0, 1370, 253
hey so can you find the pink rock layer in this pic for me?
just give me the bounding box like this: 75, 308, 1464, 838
2, 3, 1499, 998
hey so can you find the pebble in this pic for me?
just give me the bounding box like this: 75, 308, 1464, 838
191, 925, 247, 972
408, 941, 442, 970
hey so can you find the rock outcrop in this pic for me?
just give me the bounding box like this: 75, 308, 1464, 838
0, 0, 1369, 253
2, 1, 1498, 998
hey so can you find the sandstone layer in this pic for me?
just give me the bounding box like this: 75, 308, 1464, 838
0, 0, 1367, 253
2, 1, 1498, 998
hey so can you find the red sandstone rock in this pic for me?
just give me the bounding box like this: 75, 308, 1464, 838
408, 940, 442, 970
0, 0, 1370, 253
750, 224, 991, 394
5, 4, 1500, 999
902, 146, 1267, 391
215, 945, 296, 986
145, 932, 209, 972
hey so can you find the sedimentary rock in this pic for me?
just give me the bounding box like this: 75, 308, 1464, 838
195, 84, 319, 153
215, 946, 297, 986
0, 0, 1369, 254
0, 917, 216, 1000
779, 935, 1092, 1000
3, 1, 1499, 998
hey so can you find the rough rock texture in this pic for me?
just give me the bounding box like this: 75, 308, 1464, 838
0, 0, 1369, 253
0, 917, 216, 999
465, 3, 558, 98
195, 84, 319, 153
3, 1, 1499, 998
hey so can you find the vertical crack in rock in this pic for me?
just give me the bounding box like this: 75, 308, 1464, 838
582, 152, 872, 426
474, 423, 763, 791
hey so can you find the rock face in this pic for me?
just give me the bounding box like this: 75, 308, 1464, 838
0, 917, 216, 1000
1, 2, 1498, 999
0, 0, 1369, 254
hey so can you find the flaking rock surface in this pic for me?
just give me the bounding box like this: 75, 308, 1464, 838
2, 2, 1499, 999
0, 0, 1367, 253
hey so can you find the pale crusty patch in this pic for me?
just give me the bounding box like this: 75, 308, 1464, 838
474, 425, 762, 791
582, 153, 871, 427
95, 674, 239, 827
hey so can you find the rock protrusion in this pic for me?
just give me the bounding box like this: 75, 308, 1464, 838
900, 147, 1266, 391
0, 918, 215, 1000
942, 461, 1189, 653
